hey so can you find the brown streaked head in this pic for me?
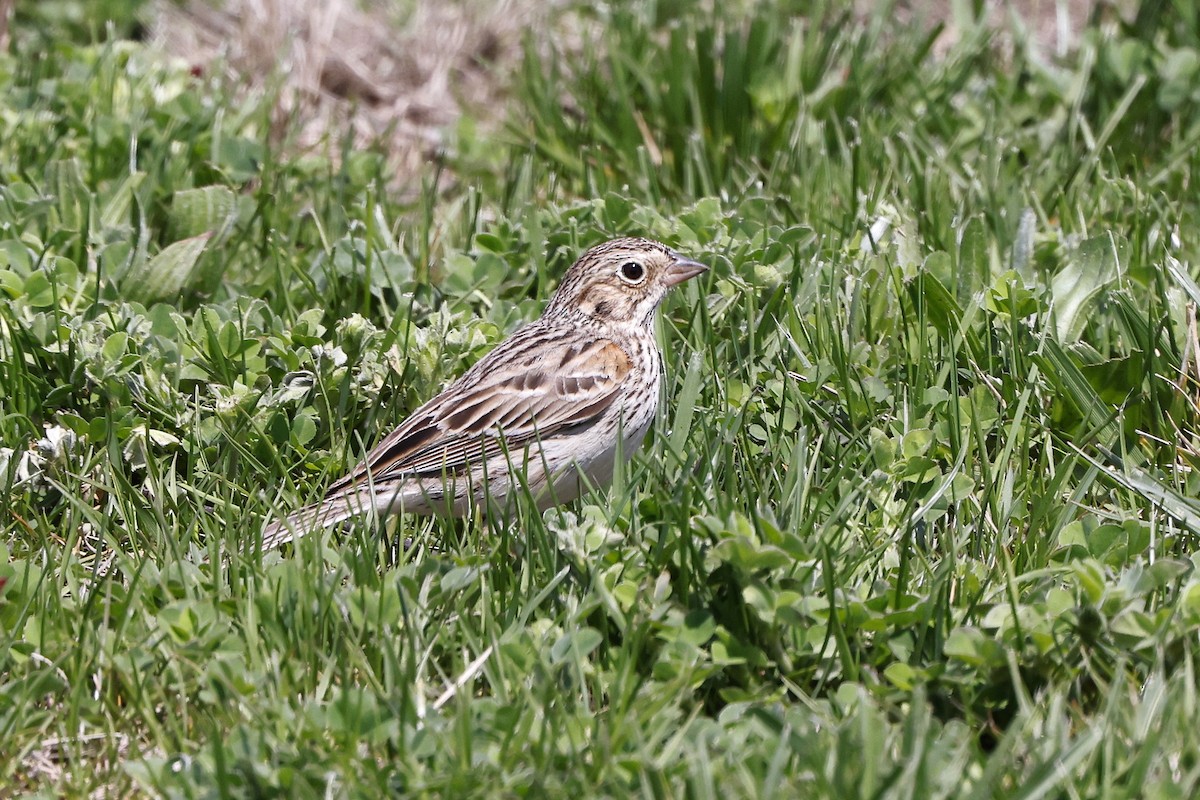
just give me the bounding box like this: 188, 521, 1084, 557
543, 237, 708, 326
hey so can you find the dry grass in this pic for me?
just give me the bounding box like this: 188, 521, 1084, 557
17, 733, 133, 798
859, 0, 1136, 59
149, 0, 556, 189
0, 0, 13, 51
143, 1, 1126, 193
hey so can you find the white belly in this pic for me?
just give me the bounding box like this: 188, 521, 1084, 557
542, 417, 652, 508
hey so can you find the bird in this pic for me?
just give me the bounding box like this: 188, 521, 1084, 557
261, 237, 708, 550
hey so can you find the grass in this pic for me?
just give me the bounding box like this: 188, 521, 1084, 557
3, 0, 1200, 795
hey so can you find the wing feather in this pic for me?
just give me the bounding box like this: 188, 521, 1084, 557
324, 326, 631, 495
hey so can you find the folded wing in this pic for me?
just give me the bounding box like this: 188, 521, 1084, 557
324, 331, 632, 495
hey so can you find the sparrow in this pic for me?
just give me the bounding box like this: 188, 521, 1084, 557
261, 237, 707, 549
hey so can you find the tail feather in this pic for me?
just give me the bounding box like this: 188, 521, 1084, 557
260, 493, 365, 551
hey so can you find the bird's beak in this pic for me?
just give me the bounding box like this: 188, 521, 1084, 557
663, 256, 708, 287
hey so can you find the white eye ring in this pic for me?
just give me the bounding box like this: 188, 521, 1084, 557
618, 260, 646, 284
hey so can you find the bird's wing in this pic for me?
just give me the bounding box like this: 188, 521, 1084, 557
324, 329, 632, 494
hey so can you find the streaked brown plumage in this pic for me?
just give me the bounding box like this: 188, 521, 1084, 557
261, 237, 707, 549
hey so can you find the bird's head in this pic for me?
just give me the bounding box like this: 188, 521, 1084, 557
544, 237, 708, 327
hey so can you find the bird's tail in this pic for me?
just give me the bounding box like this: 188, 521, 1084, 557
260, 492, 368, 551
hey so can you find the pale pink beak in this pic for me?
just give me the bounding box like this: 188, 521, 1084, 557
663, 256, 708, 287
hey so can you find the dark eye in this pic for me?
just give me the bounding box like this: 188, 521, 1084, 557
620, 261, 645, 283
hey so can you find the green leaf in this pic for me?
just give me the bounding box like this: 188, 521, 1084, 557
915, 254, 961, 337
956, 216, 991, 303
169, 186, 238, 240
1157, 47, 1200, 110
900, 428, 933, 459
666, 351, 704, 468
125, 233, 213, 303
0, 240, 34, 273
884, 662, 917, 690
550, 628, 603, 664
1085, 524, 1123, 558
441, 566, 482, 592
101, 331, 129, 361
944, 627, 1002, 667
99, 171, 146, 231
290, 412, 317, 448
1167, 256, 1200, 305
1092, 459, 1200, 535
22, 271, 54, 307
1033, 338, 1121, 442
1050, 233, 1125, 342
676, 609, 717, 646
45, 158, 89, 232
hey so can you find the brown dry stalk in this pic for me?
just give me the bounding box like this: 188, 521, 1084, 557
0, 0, 13, 52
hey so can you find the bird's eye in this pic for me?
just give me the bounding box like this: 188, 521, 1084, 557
619, 261, 645, 284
